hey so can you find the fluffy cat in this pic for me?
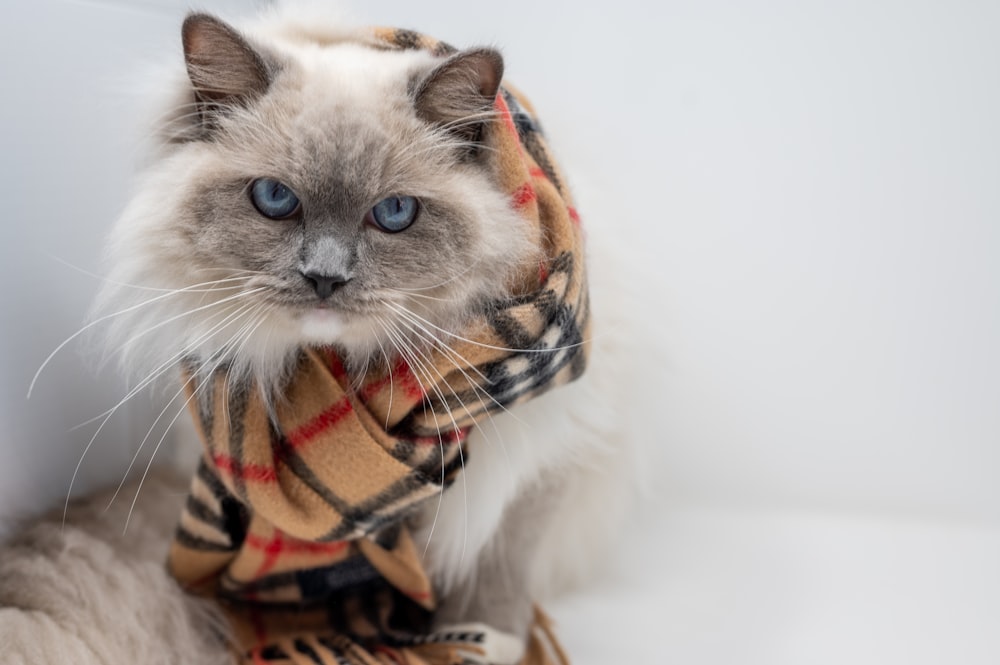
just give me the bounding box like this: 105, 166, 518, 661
0, 3, 644, 662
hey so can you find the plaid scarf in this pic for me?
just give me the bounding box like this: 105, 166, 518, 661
168, 27, 589, 665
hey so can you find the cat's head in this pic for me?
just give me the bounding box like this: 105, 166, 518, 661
96, 12, 536, 387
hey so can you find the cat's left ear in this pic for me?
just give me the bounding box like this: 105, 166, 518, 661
413, 48, 504, 146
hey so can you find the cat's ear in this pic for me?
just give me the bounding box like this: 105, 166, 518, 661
182, 13, 274, 110
413, 48, 504, 145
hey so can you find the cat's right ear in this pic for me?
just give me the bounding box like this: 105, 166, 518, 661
182, 13, 275, 113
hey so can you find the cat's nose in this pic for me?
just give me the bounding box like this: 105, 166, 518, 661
300, 271, 349, 299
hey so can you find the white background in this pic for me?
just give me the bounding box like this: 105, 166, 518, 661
2, 1, 999, 663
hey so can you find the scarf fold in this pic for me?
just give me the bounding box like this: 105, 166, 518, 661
168, 26, 589, 665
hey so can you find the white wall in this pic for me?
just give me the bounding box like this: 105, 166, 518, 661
3, 0, 999, 539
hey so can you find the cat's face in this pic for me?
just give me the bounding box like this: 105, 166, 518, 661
99, 15, 534, 383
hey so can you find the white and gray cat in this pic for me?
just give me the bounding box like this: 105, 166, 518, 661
0, 4, 643, 663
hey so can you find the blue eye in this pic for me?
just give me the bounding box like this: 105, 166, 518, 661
370, 195, 419, 232
250, 178, 300, 219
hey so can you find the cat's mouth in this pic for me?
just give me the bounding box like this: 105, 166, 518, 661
260, 289, 390, 346
263, 290, 363, 315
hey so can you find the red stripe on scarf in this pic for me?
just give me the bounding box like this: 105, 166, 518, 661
403, 588, 432, 601
250, 646, 268, 665
360, 373, 393, 401
286, 396, 353, 449
251, 530, 286, 579
374, 646, 405, 664
394, 358, 425, 401
495, 95, 519, 140
512, 183, 537, 210
212, 453, 277, 483
246, 532, 349, 557
323, 348, 349, 382
359, 358, 424, 403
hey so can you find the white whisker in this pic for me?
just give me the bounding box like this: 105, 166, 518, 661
29, 276, 260, 398
377, 316, 470, 568
115, 287, 267, 355
103, 301, 265, 514
122, 305, 274, 534
386, 307, 518, 489
66, 290, 266, 514
385, 299, 590, 355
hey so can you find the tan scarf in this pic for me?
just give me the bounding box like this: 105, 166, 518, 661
168, 27, 589, 665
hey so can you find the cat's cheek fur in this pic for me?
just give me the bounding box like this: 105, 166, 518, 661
188, 190, 302, 275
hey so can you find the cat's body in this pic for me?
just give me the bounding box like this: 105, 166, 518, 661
0, 472, 231, 664
0, 4, 643, 663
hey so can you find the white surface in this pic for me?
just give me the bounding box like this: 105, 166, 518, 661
2, 0, 999, 662
552, 502, 1000, 664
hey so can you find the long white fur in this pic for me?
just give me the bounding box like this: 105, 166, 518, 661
414, 232, 644, 599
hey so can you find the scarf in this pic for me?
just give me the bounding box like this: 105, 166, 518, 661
168, 26, 590, 665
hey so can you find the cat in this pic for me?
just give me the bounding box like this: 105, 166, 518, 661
0, 3, 645, 662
